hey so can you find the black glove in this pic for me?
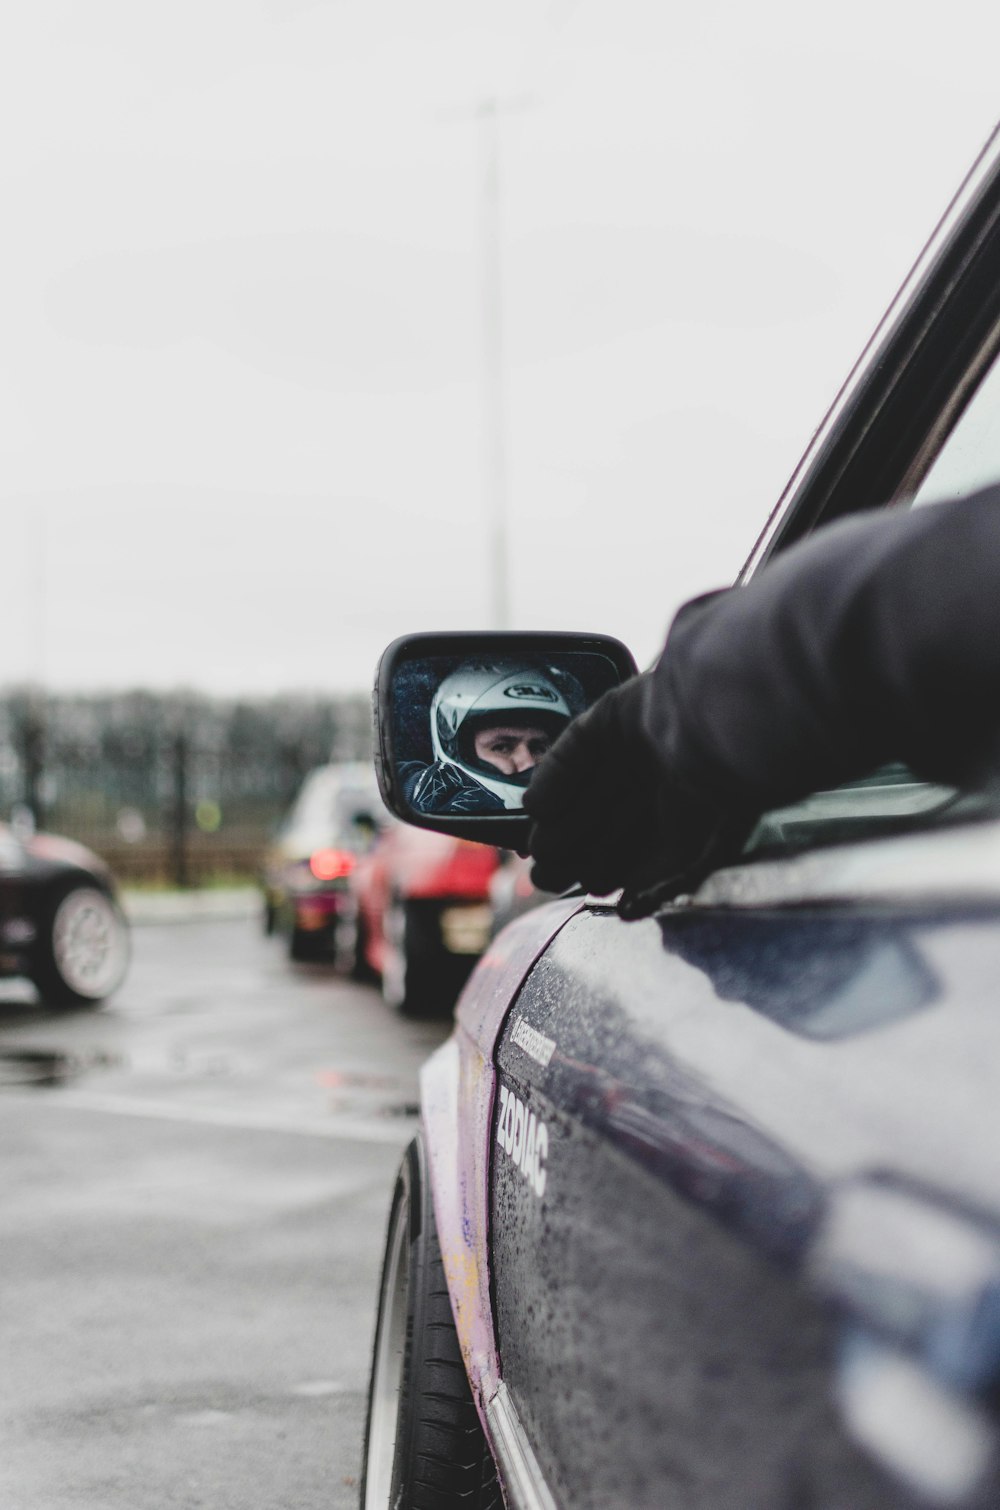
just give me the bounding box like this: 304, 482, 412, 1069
523, 673, 752, 918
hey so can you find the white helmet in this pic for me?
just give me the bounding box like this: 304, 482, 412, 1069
430, 663, 572, 809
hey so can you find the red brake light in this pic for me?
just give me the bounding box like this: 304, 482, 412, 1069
310, 848, 356, 881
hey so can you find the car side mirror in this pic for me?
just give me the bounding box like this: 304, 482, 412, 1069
372, 631, 638, 848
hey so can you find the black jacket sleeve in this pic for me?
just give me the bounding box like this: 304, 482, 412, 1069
651, 485, 1000, 808
525, 484, 1000, 911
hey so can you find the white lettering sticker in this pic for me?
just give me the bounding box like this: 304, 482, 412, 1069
495, 1085, 548, 1199
510, 1015, 556, 1068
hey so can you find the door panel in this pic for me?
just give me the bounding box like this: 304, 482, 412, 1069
490, 901, 1000, 1508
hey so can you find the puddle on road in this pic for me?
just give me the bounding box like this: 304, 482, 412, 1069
0, 1049, 77, 1087
290, 1379, 349, 1398
0, 1043, 422, 1126
171, 1047, 235, 1077
159, 996, 211, 1016
0, 1047, 123, 1089
316, 1068, 400, 1092
179, 1409, 236, 1428
316, 1066, 420, 1120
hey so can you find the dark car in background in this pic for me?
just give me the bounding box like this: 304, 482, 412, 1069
359, 126, 1000, 1510
261, 761, 383, 964
0, 822, 129, 1007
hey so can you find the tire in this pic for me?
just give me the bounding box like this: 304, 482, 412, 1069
349, 910, 378, 983
380, 899, 456, 1018
379, 898, 420, 1014
31, 884, 130, 1008
288, 925, 330, 962
360, 1137, 502, 1510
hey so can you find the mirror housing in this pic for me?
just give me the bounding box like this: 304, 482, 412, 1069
373, 631, 638, 848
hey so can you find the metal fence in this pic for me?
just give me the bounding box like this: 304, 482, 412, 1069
0, 688, 371, 886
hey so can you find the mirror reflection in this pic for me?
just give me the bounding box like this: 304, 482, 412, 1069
392, 653, 621, 815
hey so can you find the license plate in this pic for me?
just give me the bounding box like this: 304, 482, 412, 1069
440, 905, 492, 955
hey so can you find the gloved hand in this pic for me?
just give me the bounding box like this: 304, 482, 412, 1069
522, 673, 752, 918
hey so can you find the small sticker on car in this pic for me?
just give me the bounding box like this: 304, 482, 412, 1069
510, 1015, 556, 1068
496, 1085, 548, 1198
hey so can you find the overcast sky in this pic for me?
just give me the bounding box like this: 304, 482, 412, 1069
1, 1, 998, 694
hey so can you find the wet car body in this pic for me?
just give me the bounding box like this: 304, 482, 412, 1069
361, 127, 1000, 1510
475, 883, 1000, 1509
0, 823, 129, 1006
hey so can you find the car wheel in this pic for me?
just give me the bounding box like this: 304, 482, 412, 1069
32, 884, 130, 1008
360, 1137, 502, 1510
288, 925, 328, 962
380, 898, 435, 1016
379, 898, 407, 1009
346, 909, 377, 983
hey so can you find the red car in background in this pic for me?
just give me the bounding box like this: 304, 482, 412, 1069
351, 822, 500, 1016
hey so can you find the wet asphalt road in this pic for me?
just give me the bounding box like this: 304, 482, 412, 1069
0, 914, 450, 1510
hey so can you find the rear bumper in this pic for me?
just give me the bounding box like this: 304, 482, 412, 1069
407, 898, 493, 959
292, 891, 349, 932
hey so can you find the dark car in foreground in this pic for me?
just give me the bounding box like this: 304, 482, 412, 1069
0, 823, 129, 1007
359, 124, 1000, 1510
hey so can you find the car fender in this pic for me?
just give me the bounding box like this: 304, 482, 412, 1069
419, 896, 583, 1413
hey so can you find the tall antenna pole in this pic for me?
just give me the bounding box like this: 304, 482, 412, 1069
437, 93, 533, 627
480, 98, 511, 630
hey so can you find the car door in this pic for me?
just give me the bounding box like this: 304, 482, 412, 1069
489, 124, 1000, 1510
493, 874, 1000, 1509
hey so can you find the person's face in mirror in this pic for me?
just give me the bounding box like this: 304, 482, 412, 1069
473, 723, 553, 776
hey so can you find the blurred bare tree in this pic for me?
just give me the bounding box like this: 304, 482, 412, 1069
0, 688, 371, 886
